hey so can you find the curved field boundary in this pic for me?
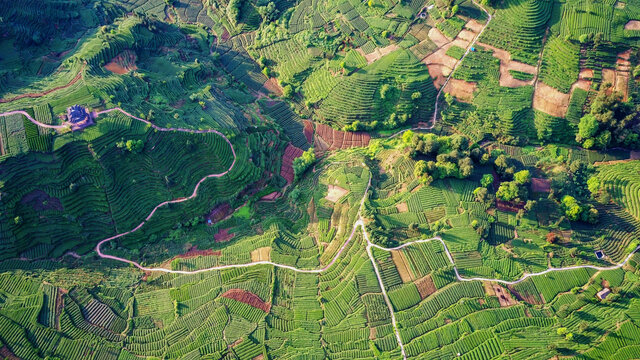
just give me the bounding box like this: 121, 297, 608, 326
0, 64, 86, 104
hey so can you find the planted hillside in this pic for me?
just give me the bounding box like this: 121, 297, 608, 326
318, 50, 436, 130
2, 0, 640, 358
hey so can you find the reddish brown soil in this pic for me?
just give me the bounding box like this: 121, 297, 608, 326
104, 50, 137, 75
579, 68, 594, 80
0, 347, 19, 360
221, 288, 271, 312
303, 120, 314, 143
396, 202, 408, 213
221, 29, 231, 42
20, 190, 63, 212
508, 285, 544, 305
260, 191, 280, 201
444, 79, 476, 103
54, 288, 65, 330
262, 78, 283, 96
532, 82, 571, 117
415, 275, 437, 299
531, 178, 551, 193
214, 228, 234, 243
206, 203, 232, 224
492, 284, 517, 307
280, 143, 304, 184
0, 63, 85, 104
175, 246, 221, 259
171, 99, 186, 109
315, 123, 370, 151
496, 199, 524, 213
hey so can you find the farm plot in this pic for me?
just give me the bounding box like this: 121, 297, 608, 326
476, 42, 538, 88
314, 123, 370, 151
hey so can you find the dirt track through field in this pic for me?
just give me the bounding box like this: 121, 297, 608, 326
0, 64, 86, 104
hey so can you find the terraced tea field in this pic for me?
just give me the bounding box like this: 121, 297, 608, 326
2, 0, 640, 358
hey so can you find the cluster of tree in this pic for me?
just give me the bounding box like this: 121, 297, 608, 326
408, 132, 486, 184
292, 147, 316, 181
116, 139, 144, 153
256, 0, 279, 23
440, 0, 458, 17
472, 174, 495, 206
561, 195, 599, 224
361, 202, 397, 247
495, 170, 531, 202
556, 327, 574, 341
576, 89, 640, 150
227, 0, 244, 25
551, 161, 595, 200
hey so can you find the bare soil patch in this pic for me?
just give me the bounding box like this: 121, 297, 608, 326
0, 347, 19, 360
424, 48, 458, 70
307, 198, 317, 224
280, 143, 304, 184
315, 123, 370, 151
391, 251, 414, 283
483, 281, 496, 296
625, 20, 640, 30
214, 228, 234, 243
496, 199, 524, 213
250, 246, 271, 262
492, 283, 518, 307
602, 68, 616, 88
532, 82, 570, 117
457, 29, 476, 43
262, 78, 283, 96
572, 79, 592, 93
325, 185, 349, 202
221, 289, 271, 312
303, 120, 314, 143
20, 190, 63, 212
360, 44, 400, 64
206, 203, 232, 225
104, 50, 137, 75
428, 27, 451, 48
426, 63, 452, 89
396, 202, 408, 213
579, 68, 594, 80
508, 284, 544, 305
465, 19, 485, 33
176, 246, 221, 259
260, 191, 280, 201
616, 52, 631, 100
444, 78, 476, 103
531, 178, 551, 193
415, 275, 437, 299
